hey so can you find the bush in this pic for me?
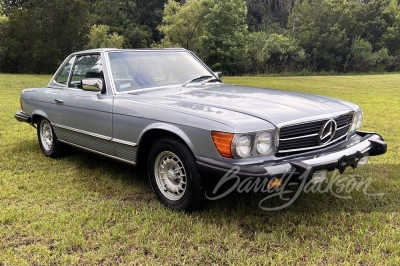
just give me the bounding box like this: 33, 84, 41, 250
385, 56, 400, 72
245, 32, 306, 74
348, 36, 389, 72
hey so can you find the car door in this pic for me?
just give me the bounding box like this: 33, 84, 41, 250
53, 53, 114, 155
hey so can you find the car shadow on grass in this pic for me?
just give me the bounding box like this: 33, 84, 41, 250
47, 146, 399, 214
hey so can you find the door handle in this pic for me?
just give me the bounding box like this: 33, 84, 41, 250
54, 99, 64, 103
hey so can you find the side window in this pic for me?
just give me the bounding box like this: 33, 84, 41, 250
55, 57, 74, 85
69, 54, 103, 89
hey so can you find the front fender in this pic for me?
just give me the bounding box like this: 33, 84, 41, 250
137, 122, 196, 155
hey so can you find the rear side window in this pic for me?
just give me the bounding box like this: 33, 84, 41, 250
69, 54, 103, 89
55, 57, 74, 85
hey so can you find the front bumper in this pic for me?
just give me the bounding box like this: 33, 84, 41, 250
196, 131, 387, 183
14, 111, 31, 123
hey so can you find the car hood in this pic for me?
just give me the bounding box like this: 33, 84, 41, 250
133, 84, 356, 126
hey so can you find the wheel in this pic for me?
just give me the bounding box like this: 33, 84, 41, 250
37, 117, 61, 157
148, 137, 205, 211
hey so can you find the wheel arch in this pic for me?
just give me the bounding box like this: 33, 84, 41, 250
31, 109, 51, 126
136, 123, 196, 169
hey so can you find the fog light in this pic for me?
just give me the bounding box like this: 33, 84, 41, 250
267, 178, 282, 189
356, 155, 369, 168
310, 170, 328, 184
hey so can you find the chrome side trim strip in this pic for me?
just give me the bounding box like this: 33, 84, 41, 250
111, 138, 137, 147
59, 140, 136, 165
52, 124, 111, 140
279, 133, 318, 141
53, 124, 138, 147
278, 134, 347, 153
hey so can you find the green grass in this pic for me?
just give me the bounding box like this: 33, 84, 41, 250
0, 74, 399, 265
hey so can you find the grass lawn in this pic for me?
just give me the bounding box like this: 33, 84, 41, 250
0, 74, 399, 265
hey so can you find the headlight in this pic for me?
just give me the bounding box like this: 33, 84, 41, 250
356, 111, 363, 129
256, 132, 272, 155
233, 135, 252, 158
349, 111, 363, 133
211, 130, 277, 158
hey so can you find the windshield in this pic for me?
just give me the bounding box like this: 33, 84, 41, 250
108, 51, 213, 92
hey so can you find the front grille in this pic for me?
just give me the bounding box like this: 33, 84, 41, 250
277, 113, 353, 155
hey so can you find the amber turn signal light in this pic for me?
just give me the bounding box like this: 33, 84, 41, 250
211, 131, 234, 158
267, 178, 282, 189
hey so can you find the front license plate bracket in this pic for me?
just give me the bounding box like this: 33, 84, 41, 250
337, 151, 363, 174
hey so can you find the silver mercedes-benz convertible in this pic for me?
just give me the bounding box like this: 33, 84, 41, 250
14, 48, 387, 210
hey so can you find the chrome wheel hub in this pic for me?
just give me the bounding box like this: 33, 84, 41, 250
40, 120, 53, 151
154, 151, 187, 201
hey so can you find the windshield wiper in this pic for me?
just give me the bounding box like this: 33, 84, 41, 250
182, 75, 212, 87
201, 77, 222, 85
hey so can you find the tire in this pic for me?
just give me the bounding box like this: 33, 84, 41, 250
37, 117, 61, 158
148, 137, 205, 211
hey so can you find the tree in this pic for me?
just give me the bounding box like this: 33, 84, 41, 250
123, 25, 153, 48
200, 0, 248, 74
157, 0, 208, 53
0, 0, 91, 73
348, 36, 389, 72
246, 0, 295, 32
246, 32, 306, 73
124, 0, 170, 42
287, 0, 363, 71
360, 0, 400, 55
92, 0, 126, 34
0, 0, 29, 15
86, 24, 124, 49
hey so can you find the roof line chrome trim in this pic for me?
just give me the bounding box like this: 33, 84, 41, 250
103, 52, 117, 95
111, 138, 137, 147
278, 133, 347, 153
48, 55, 75, 88
279, 133, 318, 141
59, 140, 136, 165
52, 124, 111, 140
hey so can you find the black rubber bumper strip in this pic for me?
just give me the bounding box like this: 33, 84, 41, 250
368, 138, 387, 156
14, 111, 31, 123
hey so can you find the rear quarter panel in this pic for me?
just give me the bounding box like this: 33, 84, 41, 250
25, 87, 61, 123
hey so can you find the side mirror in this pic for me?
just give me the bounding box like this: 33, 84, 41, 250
214, 71, 222, 79
81, 78, 104, 92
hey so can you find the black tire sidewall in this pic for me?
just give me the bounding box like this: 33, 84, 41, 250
148, 137, 203, 211
37, 118, 59, 157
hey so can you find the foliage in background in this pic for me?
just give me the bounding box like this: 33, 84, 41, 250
347, 36, 389, 72
200, 0, 248, 74
0, 0, 90, 74
1, 0, 400, 74
86, 25, 124, 49
156, 0, 208, 54
246, 32, 306, 73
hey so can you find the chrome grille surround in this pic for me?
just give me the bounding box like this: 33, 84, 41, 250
277, 112, 354, 154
